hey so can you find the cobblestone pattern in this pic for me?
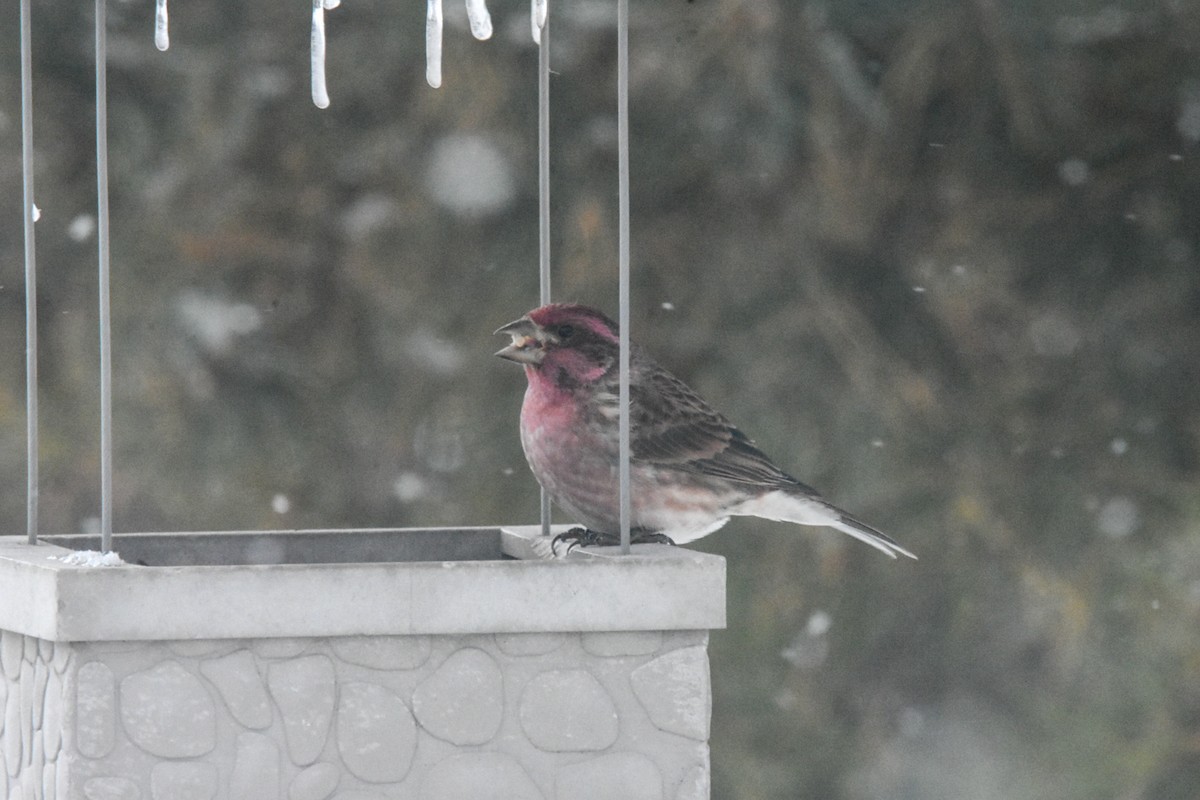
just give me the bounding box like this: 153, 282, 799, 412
0, 628, 711, 799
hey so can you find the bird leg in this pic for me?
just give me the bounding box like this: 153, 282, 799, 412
551, 527, 676, 555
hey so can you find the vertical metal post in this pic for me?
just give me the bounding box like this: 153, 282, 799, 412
538, 18, 551, 308
96, 0, 115, 553
20, 0, 39, 545
538, 9, 553, 539
616, 0, 631, 554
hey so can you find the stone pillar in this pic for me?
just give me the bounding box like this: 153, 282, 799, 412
0, 527, 725, 800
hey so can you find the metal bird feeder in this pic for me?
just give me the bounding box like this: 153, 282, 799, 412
3, 1, 724, 797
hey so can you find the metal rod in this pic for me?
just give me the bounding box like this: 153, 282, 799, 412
617, 0, 631, 555
20, 0, 39, 545
538, 19, 551, 306
96, 0, 115, 552
538, 10, 553, 540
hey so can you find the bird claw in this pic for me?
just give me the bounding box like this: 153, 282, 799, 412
550, 527, 603, 556
550, 527, 676, 555
632, 532, 677, 546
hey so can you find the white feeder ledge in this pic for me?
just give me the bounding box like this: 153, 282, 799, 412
0, 528, 725, 642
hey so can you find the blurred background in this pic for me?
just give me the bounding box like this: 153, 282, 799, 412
2, 0, 1199, 797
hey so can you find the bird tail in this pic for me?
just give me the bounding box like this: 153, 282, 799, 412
736, 489, 917, 560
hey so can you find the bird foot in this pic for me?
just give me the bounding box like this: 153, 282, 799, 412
551, 527, 604, 555
632, 531, 677, 546
551, 527, 676, 555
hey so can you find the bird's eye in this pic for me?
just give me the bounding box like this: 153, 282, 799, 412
557, 324, 575, 339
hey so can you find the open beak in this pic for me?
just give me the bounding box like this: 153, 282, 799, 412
494, 316, 545, 365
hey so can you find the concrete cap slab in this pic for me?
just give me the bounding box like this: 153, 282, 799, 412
0, 527, 725, 642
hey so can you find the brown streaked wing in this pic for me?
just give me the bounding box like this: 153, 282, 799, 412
628, 357, 800, 489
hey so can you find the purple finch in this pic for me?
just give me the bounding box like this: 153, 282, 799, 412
495, 303, 915, 559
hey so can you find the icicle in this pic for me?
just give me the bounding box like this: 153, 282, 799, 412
465, 0, 492, 41
426, 0, 443, 88
311, 0, 330, 108
154, 0, 169, 51
31, 204, 41, 222
530, 0, 547, 43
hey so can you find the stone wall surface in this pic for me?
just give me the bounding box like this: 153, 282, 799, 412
0, 627, 711, 800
